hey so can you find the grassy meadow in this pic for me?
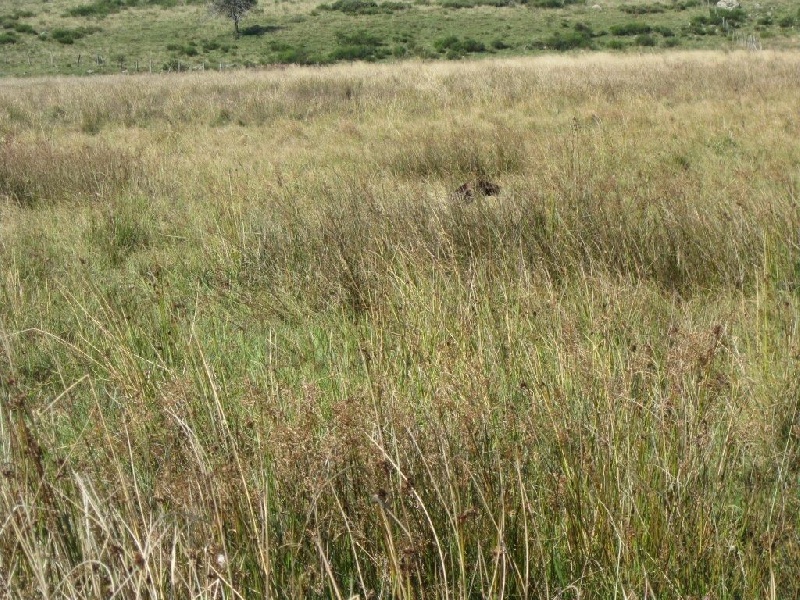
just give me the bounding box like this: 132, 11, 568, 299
0, 0, 799, 76
1, 51, 800, 597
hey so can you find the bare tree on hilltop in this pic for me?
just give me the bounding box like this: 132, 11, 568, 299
210, 0, 257, 38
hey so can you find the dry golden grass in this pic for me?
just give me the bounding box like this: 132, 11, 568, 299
1, 51, 800, 598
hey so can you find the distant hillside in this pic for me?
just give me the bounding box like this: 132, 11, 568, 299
1, 0, 798, 76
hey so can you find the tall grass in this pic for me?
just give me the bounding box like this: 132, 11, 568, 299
1, 52, 799, 598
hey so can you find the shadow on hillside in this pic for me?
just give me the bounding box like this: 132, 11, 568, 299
241, 24, 282, 36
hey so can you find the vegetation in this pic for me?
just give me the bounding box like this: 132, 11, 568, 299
319, 0, 412, 15
210, 0, 258, 37
1, 51, 799, 598
50, 26, 101, 45
0, 0, 798, 75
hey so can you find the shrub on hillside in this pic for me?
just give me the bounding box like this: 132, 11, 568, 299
530, 0, 581, 7
0, 10, 35, 27
534, 22, 594, 51
620, 3, 665, 14
0, 31, 17, 44
50, 26, 100, 44
440, 0, 513, 8
319, 0, 410, 14
635, 33, 657, 46
434, 35, 487, 58
538, 30, 593, 51
67, 0, 132, 18
688, 7, 747, 34
330, 30, 390, 61
68, 0, 205, 15
13, 22, 36, 34
610, 22, 652, 36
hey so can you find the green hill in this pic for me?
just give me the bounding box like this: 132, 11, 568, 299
0, 0, 798, 76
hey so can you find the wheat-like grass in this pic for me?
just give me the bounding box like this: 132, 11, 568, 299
1, 51, 799, 598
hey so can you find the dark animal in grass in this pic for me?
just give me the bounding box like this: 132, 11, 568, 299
452, 179, 501, 202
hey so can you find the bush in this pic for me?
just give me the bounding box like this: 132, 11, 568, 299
336, 30, 386, 47
240, 24, 279, 36
440, 0, 512, 8
0, 31, 17, 44
689, 7, 747, 34
433, 35, 487, 57
330, 30, 390, 62
275, 47, 330, 64
67, 0, 205, 15
778, 15, 796, 28
330, 45, 390, 61
320, 0, 410, 14
9, 22, 35, 34
0, 9, 35, 26
634, 34, 657, 46
50, 26, 99, 44
538, 30, 593, 51
610, 22, 652, 36
67, 0, 133, 18
530, 0, 581, 6
620, 3, 665, 14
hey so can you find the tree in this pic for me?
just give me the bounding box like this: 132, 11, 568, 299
209, 0, 257, 38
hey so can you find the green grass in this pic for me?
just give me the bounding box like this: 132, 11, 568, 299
1, 51, 800, 597
0, 0, 798, 75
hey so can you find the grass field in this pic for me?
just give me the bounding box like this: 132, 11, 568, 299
0, 0, 799, 76
2, 51, 800, 597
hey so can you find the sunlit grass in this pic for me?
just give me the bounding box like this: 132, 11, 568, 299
1, 51, 799, 598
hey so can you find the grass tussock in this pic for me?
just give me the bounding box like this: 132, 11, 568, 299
1, 52, 800, 598
0, 137, 141, 207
